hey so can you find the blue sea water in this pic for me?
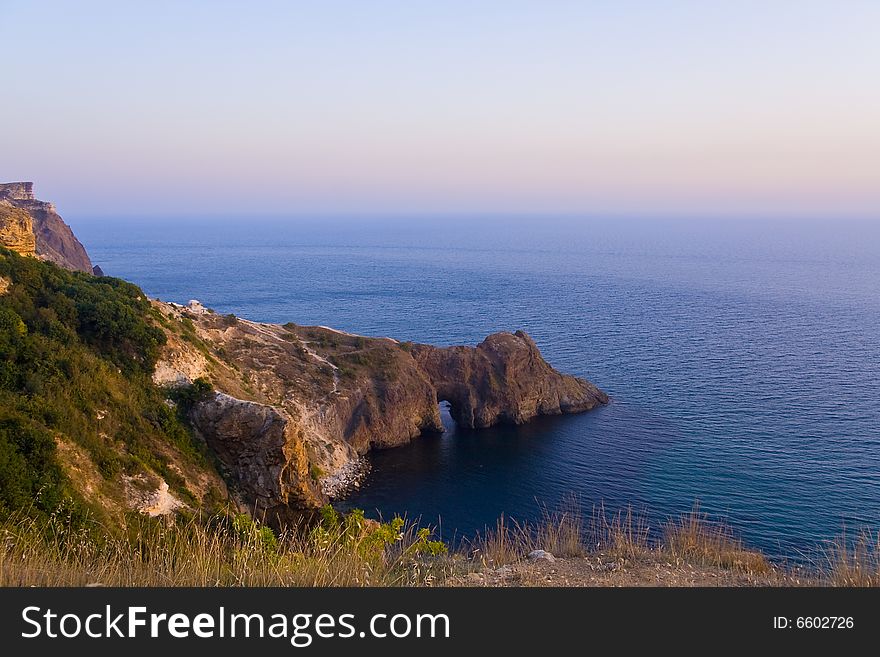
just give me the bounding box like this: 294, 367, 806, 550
74, 216, 880, 559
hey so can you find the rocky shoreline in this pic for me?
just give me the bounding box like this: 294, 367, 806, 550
153, 300, 608, 523
320, 456, 370, 500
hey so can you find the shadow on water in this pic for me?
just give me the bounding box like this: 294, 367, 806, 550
339, 400, 690, 547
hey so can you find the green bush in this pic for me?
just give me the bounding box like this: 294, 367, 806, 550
0, 414, 67, 516
311, 505, 447, 564
309, 464, 324, 481
232, 513, 279, 554
168, 377, 213, 413
0, 248, 220, 524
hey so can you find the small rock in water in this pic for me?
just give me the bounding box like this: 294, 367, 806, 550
527, 549, 556, 562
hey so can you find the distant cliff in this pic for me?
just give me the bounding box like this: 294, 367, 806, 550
0, 182, 96, 273
153, 302, 608, 522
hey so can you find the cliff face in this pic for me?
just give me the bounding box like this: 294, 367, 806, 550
0, 182, 35, 200
189, 393, 324, 524
411, 331, 608, 428
0, 203, 37, 256
0, 182, 94, 273
153, 301, 608, 519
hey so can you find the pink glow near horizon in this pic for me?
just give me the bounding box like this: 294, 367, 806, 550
1, 1, 878, 218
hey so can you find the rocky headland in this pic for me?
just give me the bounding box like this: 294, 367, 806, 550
0, 182, 97, 273
153, 301, 608, 523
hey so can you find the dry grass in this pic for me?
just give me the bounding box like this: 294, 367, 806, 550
537, 503, 585, 558
662, 508, 772, 575
585, 504, 771, 575
469, 515, 528, 566
590, 504, 652, 559
3, 503, 878, 587
469, 501, 585, 566
0, 512, 452, 587
821, 531, 880, 587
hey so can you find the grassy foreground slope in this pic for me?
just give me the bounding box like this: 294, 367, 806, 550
0, 248, 225, 525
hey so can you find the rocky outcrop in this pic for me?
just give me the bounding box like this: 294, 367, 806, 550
411, 331, 607, 428
0, 182, 94, 273
0, 202, 37, 256
0, 182, 35, 201
153, 301, 608, 520
189, 393, 326, 520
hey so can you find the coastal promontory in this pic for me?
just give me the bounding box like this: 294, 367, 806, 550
0, 182, 96, 273
153, 302, 608, 522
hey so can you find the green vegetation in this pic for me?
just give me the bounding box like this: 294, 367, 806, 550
0, 507, 450, 586
0, 248, 220, 525
0, 415, 68, 517
331, 347, 399, 382
168, 377, 213, 414
308, 464, 324, 482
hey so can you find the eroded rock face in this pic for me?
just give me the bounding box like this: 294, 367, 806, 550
0, 182, 94, 273
0, 202, 36, 256
411, 331, 608, 428
154, 301, 608, 518
189, 393, 326, 519
0, 182, 35, 200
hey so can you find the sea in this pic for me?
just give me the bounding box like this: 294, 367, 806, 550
74, 215, 880, 560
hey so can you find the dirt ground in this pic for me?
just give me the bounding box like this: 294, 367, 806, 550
448, 551, 815, 587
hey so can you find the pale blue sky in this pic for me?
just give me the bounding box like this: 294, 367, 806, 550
2, 1, 878, 218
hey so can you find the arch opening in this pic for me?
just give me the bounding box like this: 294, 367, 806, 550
437, 399, 457, 433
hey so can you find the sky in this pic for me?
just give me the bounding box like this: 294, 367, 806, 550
1, 1, 879, 219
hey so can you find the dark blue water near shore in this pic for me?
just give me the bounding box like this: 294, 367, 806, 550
74, 216, 880, 559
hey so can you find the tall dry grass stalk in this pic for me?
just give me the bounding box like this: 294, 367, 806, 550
535, 502, 584, 558
469, 500, 586, 566
0, 511, 451, 587
663, 507, 771, 575
822, 531, 880, 587
589, 504, 651, 559
470, 515, 530, 566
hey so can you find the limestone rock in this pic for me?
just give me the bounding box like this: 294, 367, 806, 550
0, 182, 94, 272
189, 392, 326, 521
154, 302, 608, 519
0, 202, 36, 256
411, 331, 608, 428
528, 549, 557, 562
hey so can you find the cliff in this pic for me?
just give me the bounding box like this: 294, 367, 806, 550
0, 203, 36, 256
411, 331, 607, 428
0, 182, 95, 273
153, 301, 608, 521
